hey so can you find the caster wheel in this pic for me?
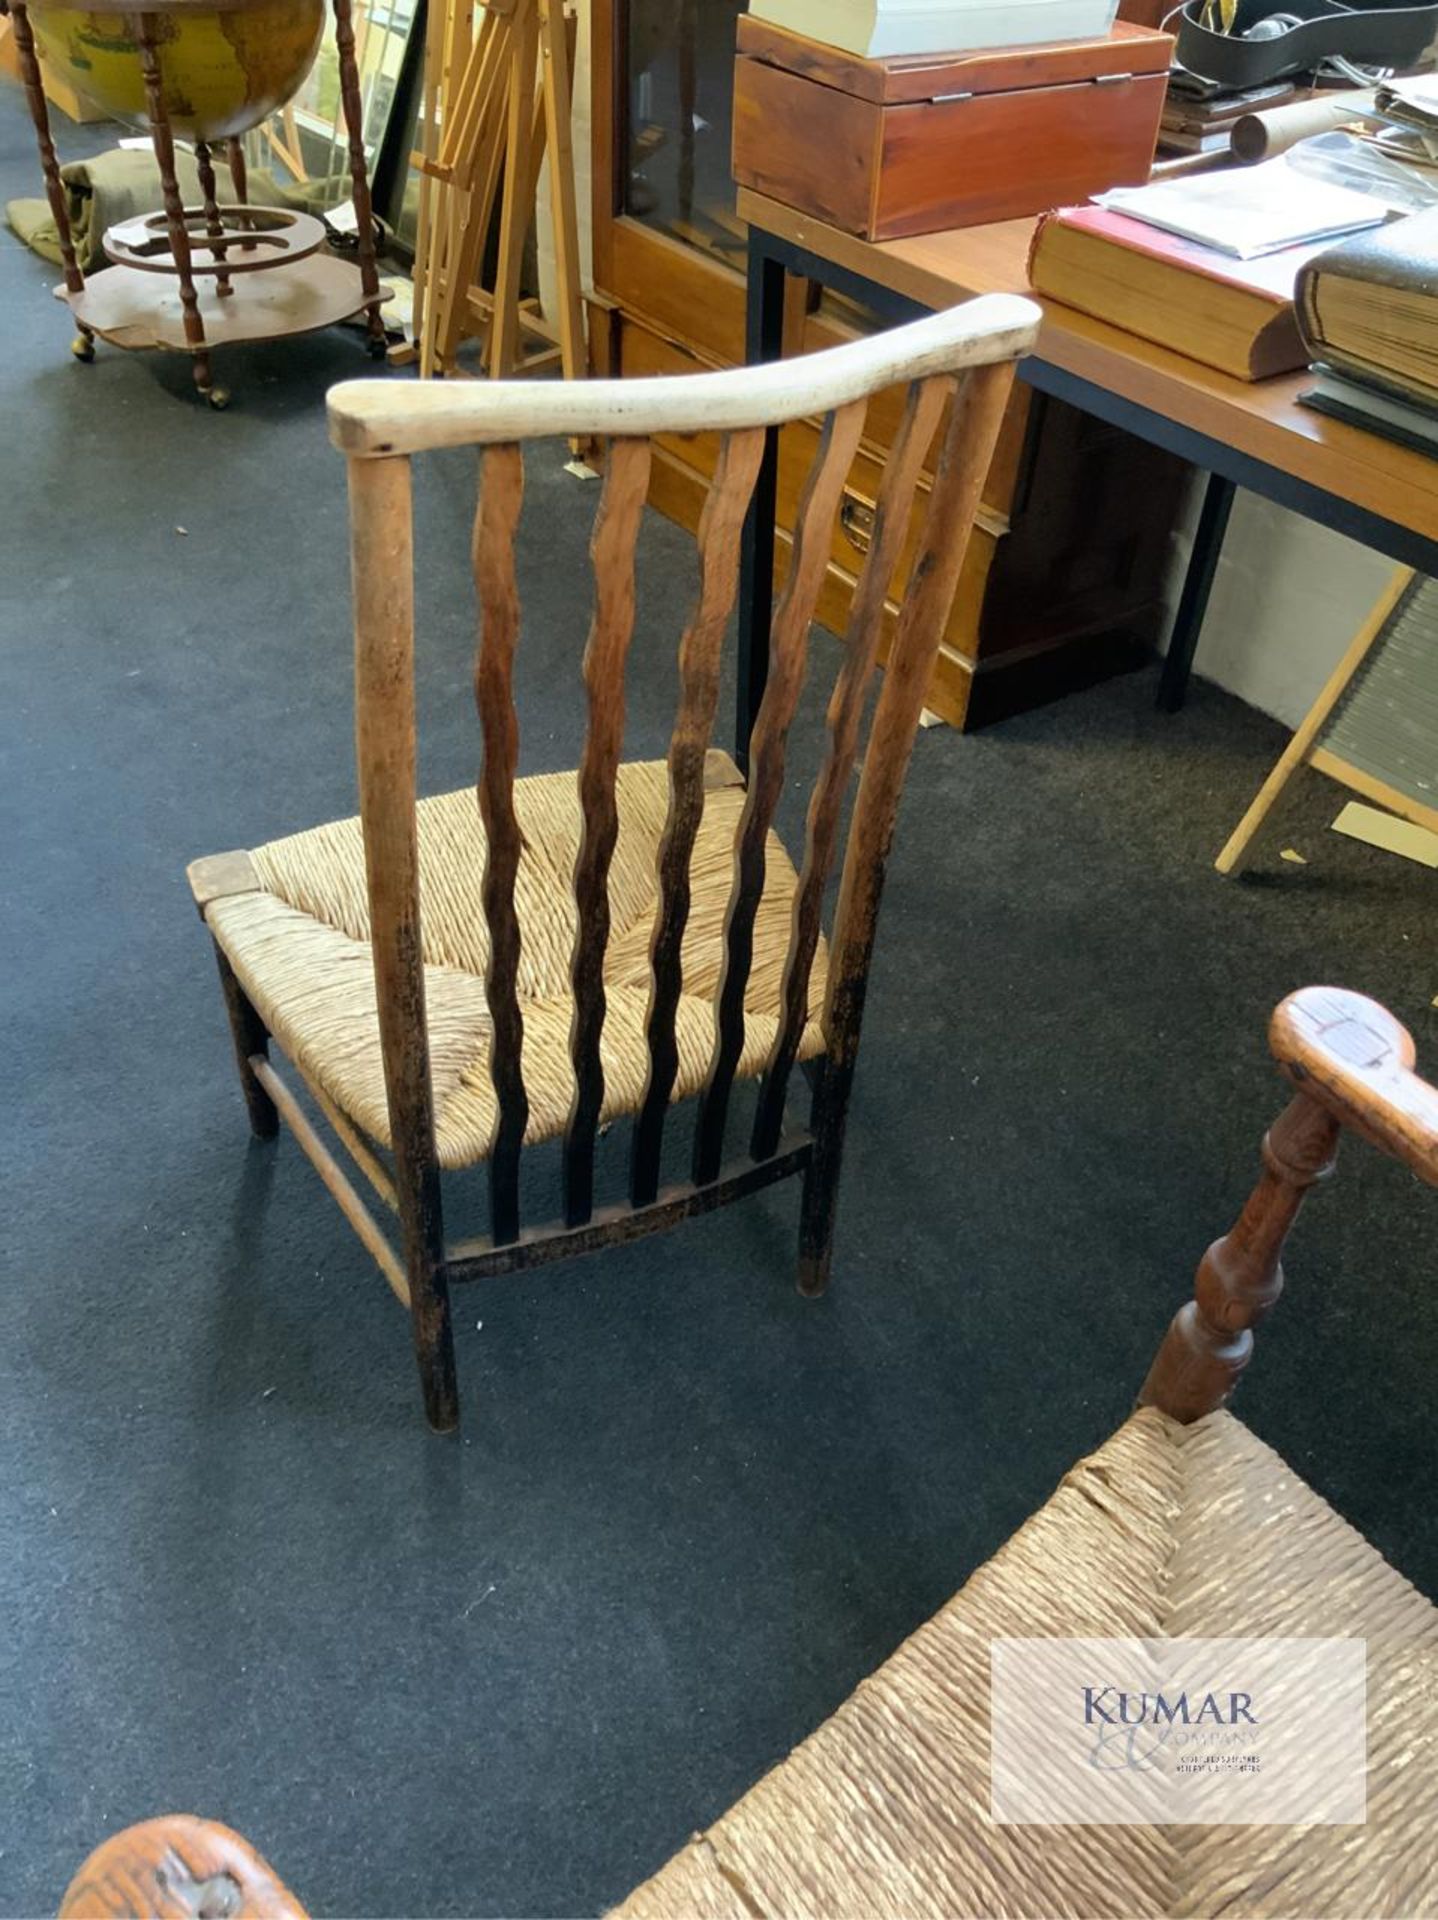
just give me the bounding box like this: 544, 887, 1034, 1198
366, 334, 389, 361
206, 387, 231, 411
71, 335, 95, 363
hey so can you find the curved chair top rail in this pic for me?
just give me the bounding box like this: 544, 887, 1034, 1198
327, 294, 1042, 456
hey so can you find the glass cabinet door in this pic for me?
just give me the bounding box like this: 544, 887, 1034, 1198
622, 0, 749, 277
245, 0, 418, 220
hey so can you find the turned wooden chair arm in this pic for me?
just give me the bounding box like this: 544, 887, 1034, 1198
1271, 986, 1438, 1187
1141, 985, 1435, 1422
59, 1817, 306, 1920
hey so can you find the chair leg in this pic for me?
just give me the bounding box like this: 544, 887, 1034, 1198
211, 941, 278, 1139
396, 1179, 459, 1432
797, 1059, 850, 1297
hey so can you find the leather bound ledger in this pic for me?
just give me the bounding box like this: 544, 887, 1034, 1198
1296, 207, 1438, 406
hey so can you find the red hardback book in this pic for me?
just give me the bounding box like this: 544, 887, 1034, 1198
1028, 204, 1329, 380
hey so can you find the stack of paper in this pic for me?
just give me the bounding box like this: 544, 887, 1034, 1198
748, 0, 1119, 59
1096, 158, 1387, 260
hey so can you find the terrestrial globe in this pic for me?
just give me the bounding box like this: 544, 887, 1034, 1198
28, 1, 326, 143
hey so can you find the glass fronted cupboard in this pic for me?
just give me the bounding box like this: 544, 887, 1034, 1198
590, 0, 1191, 728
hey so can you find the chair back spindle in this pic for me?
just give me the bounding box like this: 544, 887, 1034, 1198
473, 442, 531, 1245
630, 425, 767, 1208
563, 437, 653, 1227
751, 373, 951, 1162
690, 398, 868, 1185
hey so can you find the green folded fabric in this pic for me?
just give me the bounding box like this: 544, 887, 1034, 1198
6, 146, 305, 271
6, 147, 232, 270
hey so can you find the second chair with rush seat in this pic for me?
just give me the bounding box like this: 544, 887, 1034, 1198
185, 294, 1042, 1431
64, 986, 1438, 1915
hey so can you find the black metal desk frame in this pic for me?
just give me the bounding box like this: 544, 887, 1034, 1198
735, 221, 1438, 763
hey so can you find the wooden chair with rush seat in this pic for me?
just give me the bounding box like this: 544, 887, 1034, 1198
64, 986, 1438, 1916
184, 294, 1041, 1431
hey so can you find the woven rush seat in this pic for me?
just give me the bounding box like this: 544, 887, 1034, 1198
617, 1407, 1438, 1920
202, 754, 826, 1171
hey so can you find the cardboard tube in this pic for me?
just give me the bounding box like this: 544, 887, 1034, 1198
1231, 90, 1376, 162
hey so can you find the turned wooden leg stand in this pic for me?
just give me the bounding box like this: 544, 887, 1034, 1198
8, 1, 94, 361
226, 136, 249, 211
133, 10, 216, 403
192, 139, 233, 298
9, 0, 392, 403
333, 0, 390, 362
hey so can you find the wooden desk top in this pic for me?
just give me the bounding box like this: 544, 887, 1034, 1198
738, 187, 1438, 546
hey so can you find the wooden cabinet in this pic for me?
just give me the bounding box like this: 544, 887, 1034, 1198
732, 19, 1171, 242
590, 0, 1190, 728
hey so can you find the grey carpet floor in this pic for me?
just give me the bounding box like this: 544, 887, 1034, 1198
2, 82, 1435, 1920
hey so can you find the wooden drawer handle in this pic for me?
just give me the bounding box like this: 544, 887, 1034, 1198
840, 493, 876, 556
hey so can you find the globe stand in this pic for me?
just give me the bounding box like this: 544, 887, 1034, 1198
9, 0, 391, 405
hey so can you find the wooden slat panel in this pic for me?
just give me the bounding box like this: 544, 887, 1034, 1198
630, 426, 767, 1208
692, 398, 868, 1184
438, 9, 504, 173
473, 442, 530, 1245
425, 8, 510, 374
563, 436, 653, 1227
752, 374, 950, 1159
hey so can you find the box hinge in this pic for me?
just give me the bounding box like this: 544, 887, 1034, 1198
1092, 70, 1135, 83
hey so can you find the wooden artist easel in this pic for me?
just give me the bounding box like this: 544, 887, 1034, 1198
411, 0, 584, 381
1217, 567, 1438, 874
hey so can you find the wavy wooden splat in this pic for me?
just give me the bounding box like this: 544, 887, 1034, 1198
693, 397, 868, 1184
630, 426, 766, 1207
564, 436, 653, 1226
752, 373, 952, 1161
473, 441, 530, 1244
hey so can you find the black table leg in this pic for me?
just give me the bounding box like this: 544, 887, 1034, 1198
1158, 471, 1236, 713
735, 231, 787, 772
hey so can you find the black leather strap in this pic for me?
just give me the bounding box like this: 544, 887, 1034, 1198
1175, 0, 1438, 87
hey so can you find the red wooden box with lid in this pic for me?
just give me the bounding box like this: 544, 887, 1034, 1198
732, 16, 1174, 241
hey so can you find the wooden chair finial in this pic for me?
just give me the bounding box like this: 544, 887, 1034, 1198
1141, 986, 1438, 1423
59, 1816, 305, 1920
1271, 986, 1438, 1186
